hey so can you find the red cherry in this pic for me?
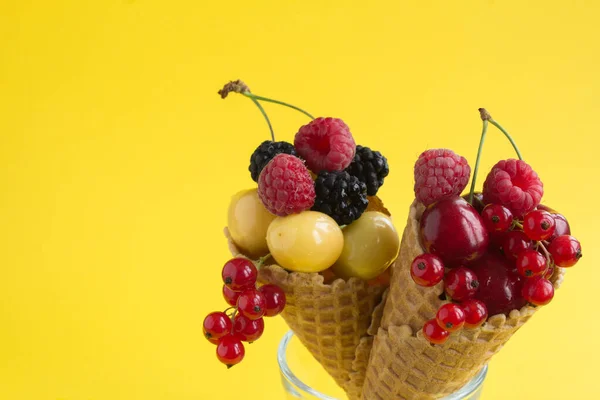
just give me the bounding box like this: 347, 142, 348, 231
410, 254, 445, 287
523, 210, 556, 241
203, 312, 232, 345
222, 285, 240, 306
461, 299, 488, 329
502, 231, 533, 261
423, 319, 450, 345
515, 250, 548, 278
548, 235, 582, 267
258, 284, 286, 317
237, 289, 266, 320
549, 213, 571, 241
481, 204, 514, 233
522, 277, 554, 306
233, 314, 264, 342
222, 258, 257, 291
435, 303, 465, 332
216, 334, 245, 367
444, 267, 479, 301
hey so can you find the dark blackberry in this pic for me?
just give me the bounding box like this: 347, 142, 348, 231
345, 145, 389, 196
312, 171, 368, 225
249, 140, 297, 182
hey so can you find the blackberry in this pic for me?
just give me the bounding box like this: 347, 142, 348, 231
249, 140, 297, 182
345, 145, 389, 196
312, 171, 368, 225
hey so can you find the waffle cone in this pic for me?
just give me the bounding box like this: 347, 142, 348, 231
361, 200, 566, 400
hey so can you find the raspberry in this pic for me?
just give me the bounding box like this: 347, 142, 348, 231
257, 154, 315, 216
345, 145, 389, 196
294, 117, 356, 173
249, 140, 297, 182
482, 159, 543, 217
312, 171, 368, 225
413, 149, 471, 206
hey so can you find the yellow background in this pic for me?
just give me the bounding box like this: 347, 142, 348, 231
1, 1, 598, 399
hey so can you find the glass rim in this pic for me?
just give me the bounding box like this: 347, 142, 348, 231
277, 330, 488, 400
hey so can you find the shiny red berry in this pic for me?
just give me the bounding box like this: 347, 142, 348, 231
549, 213, 571, 241
203, 312, 232, 345
259, 284, 286, 317
423, 319, 450, 345
222, 258, 257, 291
461, 299, 488, 329
410, 254, 445, 287
515, 250, 548, 278
435, 303, 465, 332
444, 267, 479, 301
502, 230, 533, 261
523, 210, 556, 241
522, 276, 554, 306
233, 314, 264, 343
481, 204, 513, 233
237, 289, 266, 320
222, 285, 240, 306
548, 235, 582, 268
216, 334, 245, 367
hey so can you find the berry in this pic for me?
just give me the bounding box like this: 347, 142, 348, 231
444, 267, 479, 301
257, 154, 316, 216
294, 117, 356, 173
237, 289, 266, 320
345, 145, 389, 196
222, 258, 257, 291
548, 235, 582, 267
436, 303, 466, 332
522, 277, 554, 306
549, 213, 571, 241
481, 204, 513, 233
523, 210, 556, 241
461, 299, 488, 329
259, 284, 286, 317
216, 334, 245, 367
544, 263, 555, 280
423, 319, 450, 345
233, 314, 265, 343
413, 149, 471, 206
515, 250, 548, 278
482, 159, 543, 217
249, 140, 297, 182
410, 254, 445, 287
222, 285, 241, 306
312, 171, 368, 225
502, 231, 533, 261
203, 312, 233, 345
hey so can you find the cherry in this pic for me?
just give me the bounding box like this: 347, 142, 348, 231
419, 196, 489, 267
222, 258, 258, 291
523, 210, 556, 241
223, 285, 240, 306
259, 284, 287, 317
549, 213, 571, 241
522, 277, 554, 306
216, 334, 245, 367
515, 250, 547, 278
548, 235, 582, 268
237, 289, 266, 320
481, 204, 513, 233
502, 230, 533, 261
423, 319, 450, 345
233, 314, 265, 343
410, 254, 445, 287
436, 303, 465, 332
444, 267, 479, 301
461, 299, 488, 329
203, 312, 233, 345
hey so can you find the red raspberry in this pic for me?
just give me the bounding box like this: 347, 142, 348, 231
482, 159, 543, 217
294, 117, 356, 173
257, 154, 315, 216
413, 149, 471, 206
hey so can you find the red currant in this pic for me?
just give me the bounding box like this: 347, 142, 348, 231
410, 254, 445, 287
222, 285, 240, 306
544, 263, 555, 280
548, 213, 571, 241
237, 289, 266, 320
502, 230, 533, 261
222, 258, 257, 291
444, 267, 479, 301
423, 319, 449, 345
461, 299, 488, 329
515, 250, 547, 278
259, 284, 286, 317
435, 303, 465, 332
203, 312, 232, 345
481, 204, 513, 233
522, 276, 554, 306
548, 235, 582, 268
523, 210, 556, 241
216, 334, 245, 367
233, 314, 264, 343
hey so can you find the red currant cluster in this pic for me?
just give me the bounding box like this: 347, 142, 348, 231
203, 258, 286, 367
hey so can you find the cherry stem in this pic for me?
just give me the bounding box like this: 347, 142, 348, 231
487, 118, 524, 161
249, 97, 275, 141
468, 118, 489, 205
242, 92, 315, 120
